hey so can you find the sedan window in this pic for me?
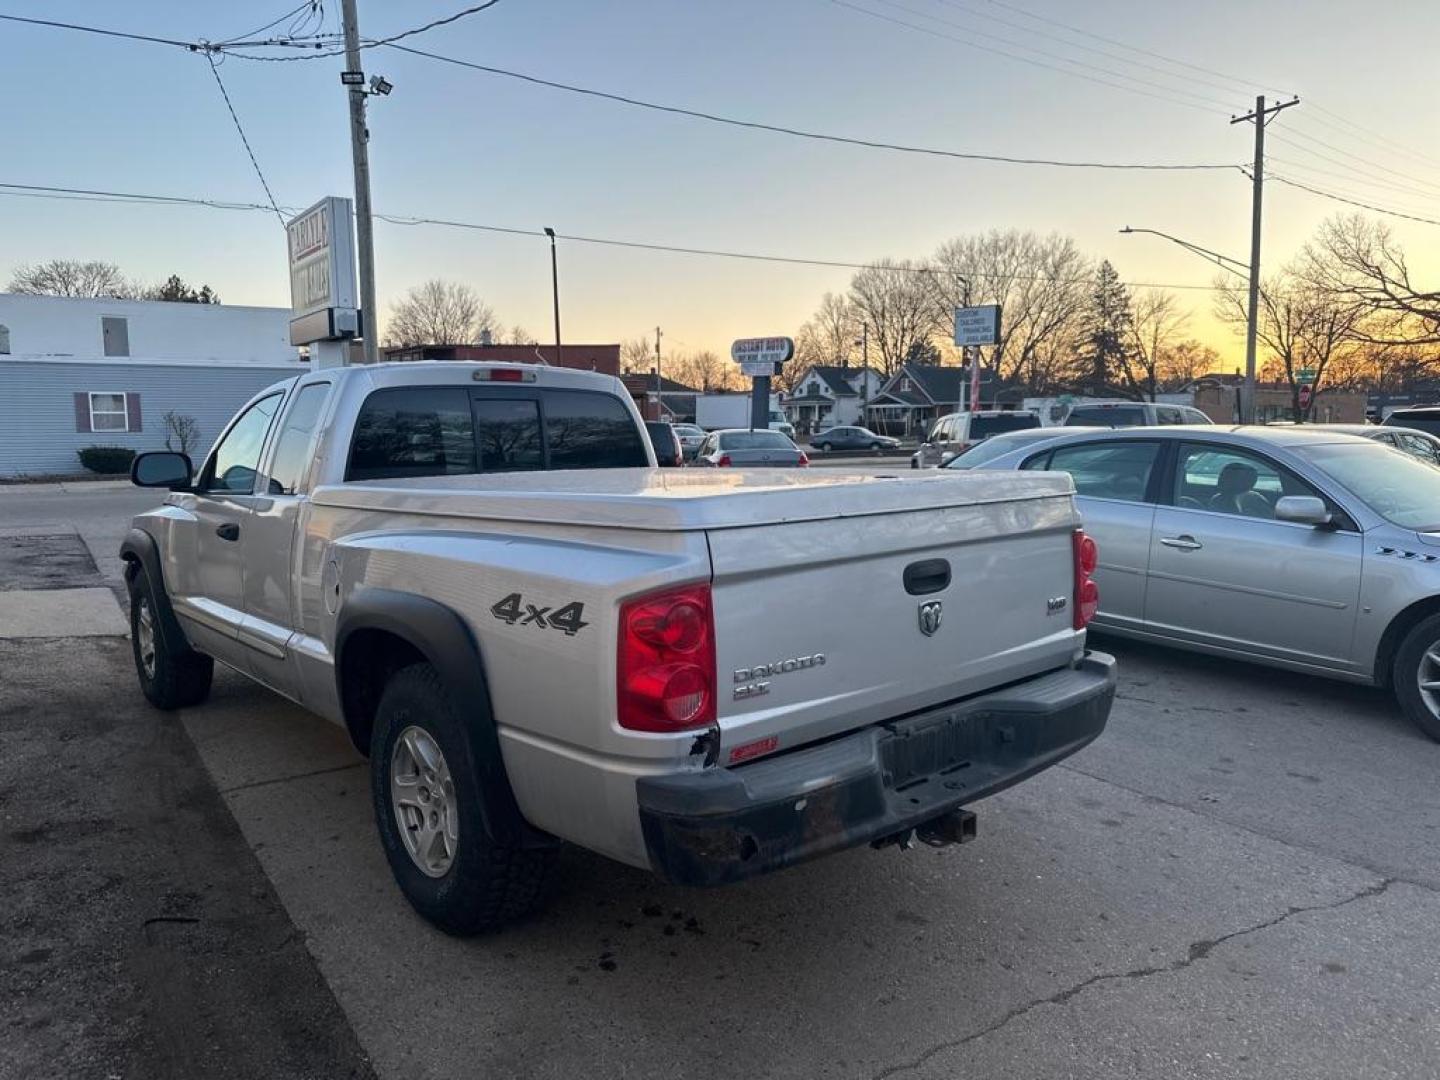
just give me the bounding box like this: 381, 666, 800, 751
1174, 445, 1320, 520
1398, 433, 1440, 465
1040, 441, 1160, 503
1300, 440, 1440, 529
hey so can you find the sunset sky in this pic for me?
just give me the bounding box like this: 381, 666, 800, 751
2, 0, 1437, 369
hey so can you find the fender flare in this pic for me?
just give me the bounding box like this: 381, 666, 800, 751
335, 588, 541, 848
119, 527, 192, 655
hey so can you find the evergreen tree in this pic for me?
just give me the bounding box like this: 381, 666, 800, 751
1077, 260, 1132, 391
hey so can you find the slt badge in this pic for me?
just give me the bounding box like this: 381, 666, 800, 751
918, 600, 943, 637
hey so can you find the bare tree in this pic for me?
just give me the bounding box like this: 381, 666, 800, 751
506, 324, 536, 345
1215, 270, 1365, 421
383, 280, 495, 346
794, 292, 861, 370
930, 231, 1091, 388
621, 336, 655, 375
1300, 214, 1440, 345
848, 259, 936, 378
1121, 289, 1187, 401
1158, 339, 1220, 389
162, 412, 202, 455
666, 349, 738, 391
9, 259, 136, 297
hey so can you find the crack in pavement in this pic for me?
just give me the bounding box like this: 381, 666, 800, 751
1060, 761, 1440, 895
220, 761, 363, 796
870, 877, 1396, 1080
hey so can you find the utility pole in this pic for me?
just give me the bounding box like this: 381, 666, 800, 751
544, 228, 561, 367
340, 0, 378, 365
1231, 94, 1299, 423
654, 326, 662, 418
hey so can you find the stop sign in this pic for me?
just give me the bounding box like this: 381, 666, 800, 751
1299, 383, 1313, 410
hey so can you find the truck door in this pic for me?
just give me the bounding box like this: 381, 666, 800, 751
174, 391, 283, 664
240, 380, 333, 690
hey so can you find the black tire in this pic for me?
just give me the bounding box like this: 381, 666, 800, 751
817, 442, 832, 452
869, 442, 882, 453
1392, 613, 1440, 741
128, 567, 213, 710
370, 663, 556, 935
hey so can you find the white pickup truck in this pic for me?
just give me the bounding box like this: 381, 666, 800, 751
123, 362, 1114, 934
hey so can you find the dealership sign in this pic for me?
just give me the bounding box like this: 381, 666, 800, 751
286, 196, 358, 345
953, 304, 1002, 347
731, 336, 794, 367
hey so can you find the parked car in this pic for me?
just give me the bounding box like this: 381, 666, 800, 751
693, 428, 810, 467
671, 422, 707, 459
944, 426, 1110, 470
973, 424, 1440, 740
1381, 406, 1440, 437
1063, 401, 1213, 428
809, 426, 901, 453
122, 360, 1114, 933
644, 421, 685, 467
911, 410, 1042, 468
1350, 423, 1440, 466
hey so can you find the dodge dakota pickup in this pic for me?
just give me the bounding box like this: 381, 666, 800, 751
123, 361, 1114, 934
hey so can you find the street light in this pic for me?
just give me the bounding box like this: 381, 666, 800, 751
1119, 225, 1252, 422
543, 227, 561, 367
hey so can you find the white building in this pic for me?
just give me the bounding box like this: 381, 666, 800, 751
781, 364, 884, 435
0, 294, 307, 477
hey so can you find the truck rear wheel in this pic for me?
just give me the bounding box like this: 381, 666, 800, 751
128, 567, 213, 710
370, 663, 555, 934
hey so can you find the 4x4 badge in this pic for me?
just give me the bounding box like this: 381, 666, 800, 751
918, 600, 943, 637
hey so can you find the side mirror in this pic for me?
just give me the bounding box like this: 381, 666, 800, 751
939, 451, 957, 465
131, 450, 192, 491
1275, 495, 1332, 527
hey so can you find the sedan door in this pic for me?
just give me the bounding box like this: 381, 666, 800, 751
1021, 439, 1162, 632
1143, 442, 1363, 668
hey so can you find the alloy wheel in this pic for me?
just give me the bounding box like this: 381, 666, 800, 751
390, 725, 459, 877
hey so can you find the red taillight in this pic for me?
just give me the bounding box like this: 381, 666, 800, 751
1073, 528, 1100, 630
618, 583, 716, 733
716, 453, 732, 467
797, 451, 810, 467
487, 367, 526, 382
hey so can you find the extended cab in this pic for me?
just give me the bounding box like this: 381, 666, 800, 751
123, 362, 1114, 934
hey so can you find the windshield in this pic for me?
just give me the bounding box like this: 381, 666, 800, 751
947, 432, 1053, 469
1387, 413, 1440, 436
1297, 440, 1440, 529
719, 430, 793, 450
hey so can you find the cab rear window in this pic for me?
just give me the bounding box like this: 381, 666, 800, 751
346, 385, 648, 481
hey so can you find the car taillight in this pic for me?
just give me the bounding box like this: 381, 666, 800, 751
797, 451, 810, 467
717, 454, 732, 467
1073, 528, 1099, 630
617, 583, 716, 733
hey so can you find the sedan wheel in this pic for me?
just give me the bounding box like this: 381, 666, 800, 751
1392, 613, 1440, 741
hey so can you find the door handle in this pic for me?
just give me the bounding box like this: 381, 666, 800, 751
1159, 534, 1202, 551
216, 523, 240, 542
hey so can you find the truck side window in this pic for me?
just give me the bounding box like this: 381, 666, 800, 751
543, 390, 649, 469
199, 392, 283, 494
347, 387, 477, 481
268, 382, 331, 494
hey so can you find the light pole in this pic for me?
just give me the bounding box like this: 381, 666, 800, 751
853, 325, 869, 430
1119, 226, 1251, 420
544, 227, 561, 367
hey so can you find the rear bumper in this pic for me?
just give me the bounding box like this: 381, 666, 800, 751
637, 651, 1116, 885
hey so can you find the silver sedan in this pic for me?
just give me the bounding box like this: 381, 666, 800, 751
970, 425, 1440, 740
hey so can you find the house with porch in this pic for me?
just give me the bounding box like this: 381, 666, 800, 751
781, 364, 883, 436
865, 363, 1025, 437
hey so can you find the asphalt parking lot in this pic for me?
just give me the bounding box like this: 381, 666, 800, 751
4, 484, 1440, 1079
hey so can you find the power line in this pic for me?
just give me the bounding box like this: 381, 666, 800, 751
0, 179, 1234, 290
213, 0, 505, 59
1267, 127, 1440, 198
216, 1, 316, 46
0, 12, 195, 50
825, 0, 1223, 115
385, 43, 1239, 171
1265, 154, 1440, 208
203, 54, 286, 226
1265, 173, 1440, 228
1305, 101, 1440, 173
928, 0, 1251, 101
854, 0, 1233, 111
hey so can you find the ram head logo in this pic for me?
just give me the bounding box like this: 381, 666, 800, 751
918, 600, 943, 637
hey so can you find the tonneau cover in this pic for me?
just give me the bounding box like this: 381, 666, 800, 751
310, 468, 1074, 532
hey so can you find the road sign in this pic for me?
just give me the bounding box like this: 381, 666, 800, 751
731, 337, 794, 366
953, 304, 1002, 347
1297, 368, 1316, 383
740, 360, 777, 378
1299, 384, 1313, 410
286, 196, 358, 345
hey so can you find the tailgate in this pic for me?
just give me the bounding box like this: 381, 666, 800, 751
707, 490, 1082, 764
